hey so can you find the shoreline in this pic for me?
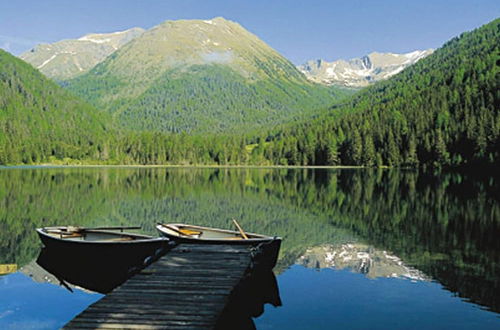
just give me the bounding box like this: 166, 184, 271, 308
0, 164, 377, 170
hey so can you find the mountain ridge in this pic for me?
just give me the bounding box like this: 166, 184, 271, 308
20, 27, 144, 80
64, 17, 348, 133
298, 49, 434, 87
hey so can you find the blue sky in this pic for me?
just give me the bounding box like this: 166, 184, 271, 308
1, 0, 499, 64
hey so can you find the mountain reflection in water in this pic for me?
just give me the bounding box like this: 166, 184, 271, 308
297, 244, 429, 281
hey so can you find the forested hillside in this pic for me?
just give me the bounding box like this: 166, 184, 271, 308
102, 18, 500, 167
1, 19, 498, 167
68, 63, 344, 133
256, 18, 500, 167
0, 50, 110, 164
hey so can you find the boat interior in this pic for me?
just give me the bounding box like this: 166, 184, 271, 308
41, 228, 147, 242
159, 224, 265, 240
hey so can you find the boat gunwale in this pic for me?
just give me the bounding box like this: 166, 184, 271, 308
156, 223, 281, 242
36, 228, 169, 244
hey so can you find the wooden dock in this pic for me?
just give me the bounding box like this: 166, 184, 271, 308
64, 243, 255, 329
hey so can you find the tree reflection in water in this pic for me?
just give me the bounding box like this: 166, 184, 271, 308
1, 167, 498, 312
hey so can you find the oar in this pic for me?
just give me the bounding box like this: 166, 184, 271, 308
160, 224, 187, 236
78, 226, 142, 231
232, 219, 248, 239
46, 226, 141, 233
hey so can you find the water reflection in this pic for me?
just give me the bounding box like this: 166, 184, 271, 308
36, 247, 143, 294
34, 241, 282, 328
20, 256, 92, 294
216, 269, 282, 330
0, 167, 498, 313
0, 264, 17, 275
297, 244, 429, 281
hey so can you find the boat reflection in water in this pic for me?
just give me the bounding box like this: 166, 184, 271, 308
36, 245, 161, 294
36, 243, 282, 328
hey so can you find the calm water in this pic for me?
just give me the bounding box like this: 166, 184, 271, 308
0, 167, 499, 329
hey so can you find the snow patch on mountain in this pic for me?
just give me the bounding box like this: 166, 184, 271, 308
78, 36, 112, 44
37, 50, 79, 69
37, 54, 57, 69
298, 49, 434, 87
20, 27, 145, 80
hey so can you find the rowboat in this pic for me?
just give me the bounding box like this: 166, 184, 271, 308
156, 223, 279, 244
155, 222, 282, 268
36, 226, 170, 266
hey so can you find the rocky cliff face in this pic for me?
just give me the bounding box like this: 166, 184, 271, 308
297, 244, 429, 281
20, 27, 145, 80
298, 50, 433, 87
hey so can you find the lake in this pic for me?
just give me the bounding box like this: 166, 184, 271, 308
0, 167, 499, 329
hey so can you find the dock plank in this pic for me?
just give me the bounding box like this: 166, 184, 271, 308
64, 243, 253, 329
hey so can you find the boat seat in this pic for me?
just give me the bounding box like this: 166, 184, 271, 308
101, 237, 135, 242
48, 232, 84, 238
179, 228, 202, 236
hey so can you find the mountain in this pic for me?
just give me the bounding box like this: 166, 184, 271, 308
0, 49, 110, 165
64, 17, 348, 133
20, 28, 144, 80
298, 50, 433, 87
257, 18, 500, 167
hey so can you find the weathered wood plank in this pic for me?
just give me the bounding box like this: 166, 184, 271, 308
84, 306, 221, 316
85, 302, 224, 312
121, 282, 235, 289
152, 260, 247, 269
137, 269, 243, 276
133, 273, 243, 280
66, 318, 213, 328
67, 313, 217, 322
122, 279, 235, 286
127, 274, 241, 282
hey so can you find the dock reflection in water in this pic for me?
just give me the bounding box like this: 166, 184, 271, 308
216, 269, 282, 329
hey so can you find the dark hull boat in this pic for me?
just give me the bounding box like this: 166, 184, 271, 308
156, 223, 282, 268
36, 226, 170, 268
